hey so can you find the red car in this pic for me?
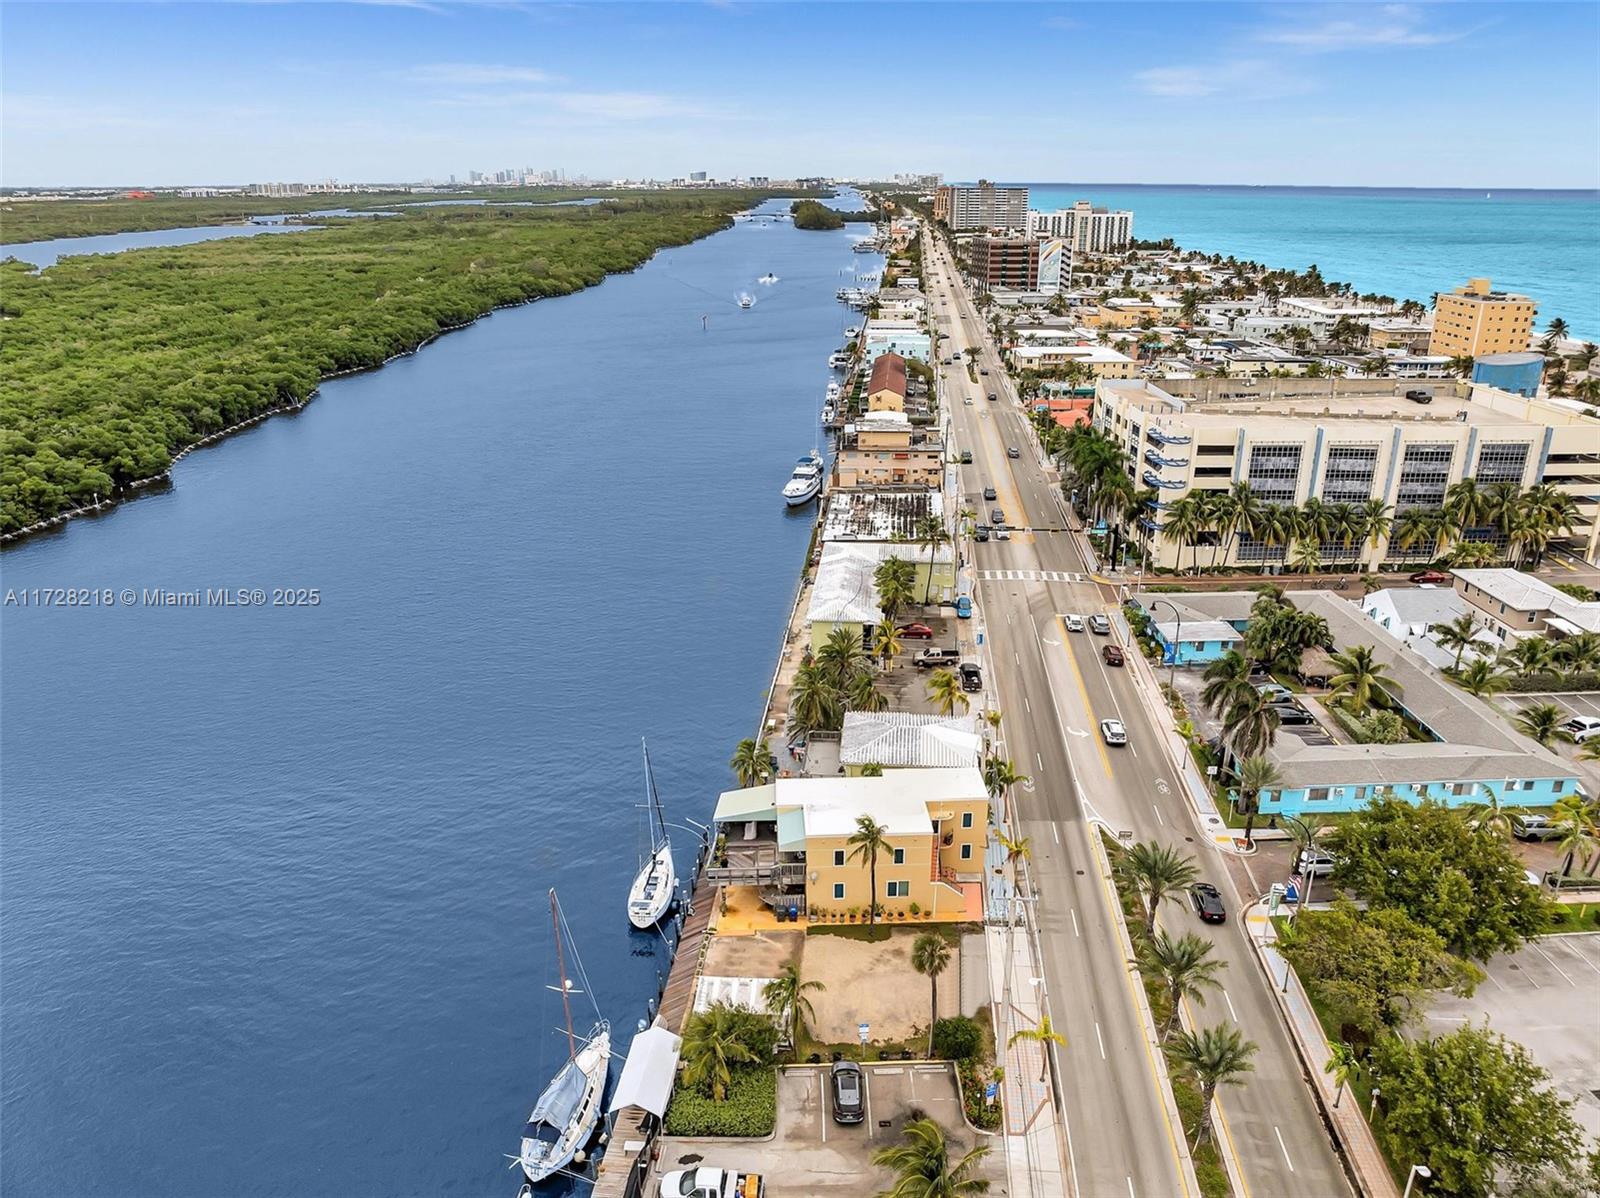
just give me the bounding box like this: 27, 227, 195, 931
898, 623, 934, 639
1410, 570, 1450, 584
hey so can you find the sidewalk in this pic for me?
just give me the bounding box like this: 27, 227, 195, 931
1247, 901, 1401, 1198
985, 920, 1070, 1198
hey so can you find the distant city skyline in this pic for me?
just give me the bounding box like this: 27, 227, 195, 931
3, 1, 1597, 189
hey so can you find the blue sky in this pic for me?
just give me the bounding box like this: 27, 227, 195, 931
3, 1, 1597, 188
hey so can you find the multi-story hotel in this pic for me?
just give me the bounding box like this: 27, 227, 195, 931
1427, 278, 1538, 358
1025, 201, 1134, 252
967, 236, 1066, 293
1093, 378, 1600, 569
933, 181, 1029, 231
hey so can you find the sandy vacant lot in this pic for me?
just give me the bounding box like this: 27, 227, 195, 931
702, 928, 803, 978
802, 928, 962, 1044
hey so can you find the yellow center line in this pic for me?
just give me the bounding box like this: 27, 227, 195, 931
1055, 615, 1113, 779
1088, 830, 1199, 1198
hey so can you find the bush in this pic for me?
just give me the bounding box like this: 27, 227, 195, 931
663, 1065, 776, 1137
1357, 710, 1407, 744
955, 1057, 1001, 1130
932, 1016, 983, 1062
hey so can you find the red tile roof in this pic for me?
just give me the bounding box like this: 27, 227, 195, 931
868, 353, 908, 397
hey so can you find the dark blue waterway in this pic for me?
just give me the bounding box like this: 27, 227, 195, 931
1, 195, 876, 1197
0, 221, 318, 269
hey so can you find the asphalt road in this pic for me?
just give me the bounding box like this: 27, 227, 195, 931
924, 237, 1351, 1198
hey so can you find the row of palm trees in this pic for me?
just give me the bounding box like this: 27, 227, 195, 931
1442, 624, 1600, 695
1113, 840, 1258, 1146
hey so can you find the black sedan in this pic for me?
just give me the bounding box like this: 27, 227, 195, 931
1189, 882, 1226, 924
830, 1060, 864, 1124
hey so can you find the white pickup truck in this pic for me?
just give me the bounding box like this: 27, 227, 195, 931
659, 1166, 765, 1198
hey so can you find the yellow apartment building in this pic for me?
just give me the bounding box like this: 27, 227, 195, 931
1428, 278, 1537, 358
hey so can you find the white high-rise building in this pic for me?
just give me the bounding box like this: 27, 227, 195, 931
1027, 201, 1134, 252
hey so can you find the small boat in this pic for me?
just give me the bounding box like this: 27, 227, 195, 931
783, 451, 824, 506
821, 404, 835, 425
829, 352, 852, 370
758, 273, 779, 285
738, 294, 754, 309
844, 326, 860, 338
627, 742, 677, 930
826, 381, 841, 400
517, 892, 611, 1185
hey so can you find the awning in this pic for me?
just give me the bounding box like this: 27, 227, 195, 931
777, 807, 808, 852
713, 784, 777, 825
608, 1025, 682, 1118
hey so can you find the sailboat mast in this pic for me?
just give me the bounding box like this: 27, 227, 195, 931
549, 889, 576, 1060
643, 740, 666, 847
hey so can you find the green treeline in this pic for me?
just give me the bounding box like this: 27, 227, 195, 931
790, 199, 879, 230
0, 191, 775, 534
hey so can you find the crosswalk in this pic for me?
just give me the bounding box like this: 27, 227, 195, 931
977, 569, 1089, 583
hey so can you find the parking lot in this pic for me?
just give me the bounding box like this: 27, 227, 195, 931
1501, 692, 1600, 774
1423, 933, 1600, 1139
654, 1062, 1002, 1196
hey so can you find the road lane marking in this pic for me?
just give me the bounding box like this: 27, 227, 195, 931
1053, 823, 1061, 846
1223, 989, 1238, 1022
818, 1072, 826, 1143
1555, 937, 1600, 977
1274, 1125, 1295, 1173
1095, 1021, 1107, 1060
1025, 696, 1031, 713
1056, 615, 1114, 778
1127, 1177, 1137, 1198
1036, 752, 1043, 770
1532, 942, 1576, 986
1070, 906, 1078, 935
1152, 804, 1164, 827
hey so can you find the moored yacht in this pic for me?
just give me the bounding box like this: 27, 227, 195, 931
782, 452, 824, 506
627, 743, 677, 930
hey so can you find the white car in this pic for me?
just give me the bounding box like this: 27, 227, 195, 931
1100, 719, 1128, 746
1065, 614, 1085, 633
994, 527, 1011, 541
1562, 715, 1600, 743
963, 397, 973, 405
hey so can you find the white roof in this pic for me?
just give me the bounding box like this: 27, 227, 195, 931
773, 767, 986, 839
608, 1025, 682, 1118
807, 543, 886, 625
1155, 620, 1243, 644
1364, 586, 1467, 629
693, 976, 776, 1017
1012, 345, 1133, 364
839, 712, 982, 768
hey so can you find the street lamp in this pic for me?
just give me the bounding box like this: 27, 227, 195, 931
1280, 813, 1317, 919
1401, 1164, 1432, 1198
1147, 598, 1183, 688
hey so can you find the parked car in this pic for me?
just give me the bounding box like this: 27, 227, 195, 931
990, 507, 1006, 524
1511, 813, 1565, 841
1065, 614, 1085, 633
914, 647, 962, 669
897, 623, 934, 639
1007, 446, 1021, 459
1102, 644, 1125, 667
1189, 882, 1226, 924
1271, 704, 1316, 726
661, 1167, 766, 1198
955, 595, 972, 619
974, 524, 990, 542
983, 486, 997, 500
1562, 715, 1600, 743
1409, 570, 1450, 584
1405, 389, 1433, 404
1100, 718, 1128, 746
958, 662, 983, 692
1088, 614, 1111, 636
1256, 682, 1292, 702
1295, 848, 1338, 877
830, 1060, 865, 1124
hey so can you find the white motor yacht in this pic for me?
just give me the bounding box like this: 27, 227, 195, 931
782, 452, 824, 506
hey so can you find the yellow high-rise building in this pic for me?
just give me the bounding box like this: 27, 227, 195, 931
1428, 277, 1537, 357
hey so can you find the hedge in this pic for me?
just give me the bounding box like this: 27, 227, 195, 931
932, 1016, 982, 1062
955, 1057, 1001, 1130
663, 1065, 776, 1137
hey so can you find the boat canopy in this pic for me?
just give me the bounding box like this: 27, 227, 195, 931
608, 1026, 683, 1117
528, 1057, 587, 1134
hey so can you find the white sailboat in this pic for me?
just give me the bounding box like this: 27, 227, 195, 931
517, 891, 611, 1185
627, 742, 677, 930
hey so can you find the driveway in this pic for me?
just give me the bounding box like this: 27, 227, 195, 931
1423, 933, 1600, 1139
654, 1063, 1002, 1196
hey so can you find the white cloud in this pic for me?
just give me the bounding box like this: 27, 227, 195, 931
410, 62, 558, 85
1256, 4, 1473, 52
1135, 59, 1315, 100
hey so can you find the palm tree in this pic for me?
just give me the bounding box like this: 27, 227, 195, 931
1327, 644, 1400, 716
875, 557, 918, 626
915, 514, 953, 604
1559, 631, 1600, 678
791, 661, 842, 734
1328, 502, 1361, 570
847, 815, 891, 926
1545, 316, 1570, 346
818, 625, 870, 689
1221, 690, 1281, 760
1200, 651, 1255, 719
1232, 755, 1281, 847
927, 668, 969, 716
1222, 481, 1262, 564
1114, 841, 1199, 938
996, 830, 1031, 884
1390, 507, 1437, 568
1008, 1014, 1068, 1082
1325, 1042, 1358, 1110
982, 756, 1027, 805
1359, 498, 1392, 567
871, 1117, 991, 1198
1500, 636, 1556, 679
1165, 1025, 1258, 1146
911, 932, 953, 1057
847, 668, 889, 713
1140, 930, 1224, 1042
1451, 657, 1507, 698
1162, 495, 1204, 576
1434, 612, 1481, 671
730, 737, 775, 788
762, 962, 824, 1055
681, 1002, 760, 1102
1444, 478, 1489, 535
1553, 796, 1598, 880
1288, 537, 1321, 574
1511, 702, 1573, 748
874, 623, 904, 672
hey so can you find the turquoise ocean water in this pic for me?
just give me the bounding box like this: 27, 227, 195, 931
1021, 184, 1600, 341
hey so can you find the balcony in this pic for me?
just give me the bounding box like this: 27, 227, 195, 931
1144, 448, 1189, 470
1147, 428, 1192, 447
1143, 470, 1187, 491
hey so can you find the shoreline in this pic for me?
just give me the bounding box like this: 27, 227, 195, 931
1, 216, 741, 548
